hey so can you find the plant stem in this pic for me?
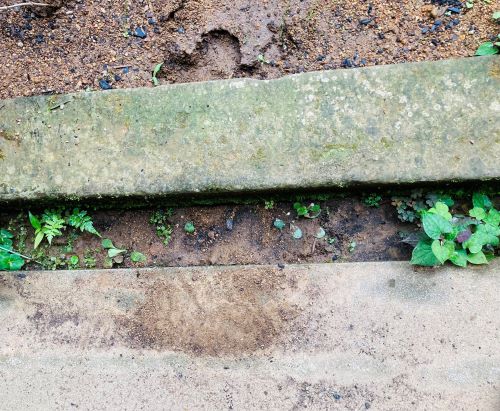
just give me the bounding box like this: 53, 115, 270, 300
0, 2, 50, 11
0, 245, 40, 264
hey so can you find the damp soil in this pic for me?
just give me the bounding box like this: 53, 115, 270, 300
0, 195, 418, 270
0, 0, 498, 99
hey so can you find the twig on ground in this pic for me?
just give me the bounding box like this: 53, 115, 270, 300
0, 2, 50, 11
0, 245, 41, 264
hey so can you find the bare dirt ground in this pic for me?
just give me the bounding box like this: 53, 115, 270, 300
0, 0, 498, 99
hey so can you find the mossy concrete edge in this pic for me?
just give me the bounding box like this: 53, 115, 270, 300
1, 56, 499, 203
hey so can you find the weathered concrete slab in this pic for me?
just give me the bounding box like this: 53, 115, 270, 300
1, 56, 499, 203
0, 261, 499, 409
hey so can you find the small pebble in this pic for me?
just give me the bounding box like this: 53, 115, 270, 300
359, 18, 373, 25
35, 34, 44, 44
99, 79, 112, 90
177, 26, 185, 34
226, 218, 233, 231
133, 26, 147, 38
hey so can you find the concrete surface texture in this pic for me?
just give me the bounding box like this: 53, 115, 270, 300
0, 261, 498, 410
1, 56, 499, 203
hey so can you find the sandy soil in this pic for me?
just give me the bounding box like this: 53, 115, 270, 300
0, 0, 498, 99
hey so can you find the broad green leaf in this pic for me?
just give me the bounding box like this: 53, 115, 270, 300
475, 42, 499, 56
292, 227, 302, 239
484, 209, 500, 227
29, 212, 41, 230
429, 202, 452, 221
131, 251, 147, 263
184, 222, 195, 234
469, 207, 486, 220
422, 212, 453, 240
34, 231, 44, 249
411, 239, 439, 266
69, 255, 79, 266
273, 219, 285, 230
0, 229, 13, 243
101, 238, 114, 249
450, 249, 468, 267
472, 193, 492, 210
493, 11, 500, 20
108, 248, 126, 258
431, 239, 455, 264
467, 251, 488, 265
0, 253, 25, 271
314, 227, 326, 239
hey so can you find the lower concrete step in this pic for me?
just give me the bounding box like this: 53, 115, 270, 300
0, 261, 498, 409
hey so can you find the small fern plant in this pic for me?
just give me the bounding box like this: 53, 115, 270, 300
29, 210, 66, 249
29, 208, 100, 248
67, 209, 101, 237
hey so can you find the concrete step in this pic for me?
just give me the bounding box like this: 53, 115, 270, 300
1, 56, 499, 204
0, 261, 498, 409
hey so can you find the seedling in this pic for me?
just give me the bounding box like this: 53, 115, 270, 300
273, 218, 286, 230
130, 251, 147, 263
410, 193, 499, 267
152, 62, 164, 86
67, 209, 100, 237
264, 200, 275, 210
362, 193, 382, 208
475, 12, 500, 55
150, 209, 174, 246
68, 255, 79, 268
184, 222, 195, 234
293, 202, 321, 219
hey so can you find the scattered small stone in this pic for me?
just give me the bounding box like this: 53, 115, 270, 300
447, 7, 461, 14
278, 263, 285, 269
99, 79, 112, 90
133, 26, 147, 39
114, 74, 122, 82
226, 218, 233, 231
177, 26, 185, 34
365, 402, 371, 409
331, 255, 338, 261
359, 18, 373, 25
35, 34, 44, 44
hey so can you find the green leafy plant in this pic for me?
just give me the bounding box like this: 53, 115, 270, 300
411, 193, 499, 267
475, 12, 500, 55
131, 251, 147, 263
150, 209, 174, 246
29, 208, 99, 249
362, 193, 382, 208
68, 255, 79, 268
83, 249, 97, 268
293, 202, 321, 219
273, 218, 285, 230
184, 222, 195, 234
0, 229, 25, 271
264, 200, 275, 210
102, 239, 127, 258
29, 210, 65, 248
392, 191, 454, 223
67, 209, 100, 237
152, 62, 163, 86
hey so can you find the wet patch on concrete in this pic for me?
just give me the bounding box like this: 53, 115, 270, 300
123, 267, 301, 355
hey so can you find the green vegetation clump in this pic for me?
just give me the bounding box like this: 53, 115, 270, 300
150, 209, 174, 245
29, 208, 100, 248
293, 202, 321, 219
0, 229, 25, 270
475, 11, 500, 55
410, 193, 499, 267
362, 193, 382, 208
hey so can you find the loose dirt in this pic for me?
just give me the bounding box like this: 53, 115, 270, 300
1, 195, 417, 270
0, 0, 498, 99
